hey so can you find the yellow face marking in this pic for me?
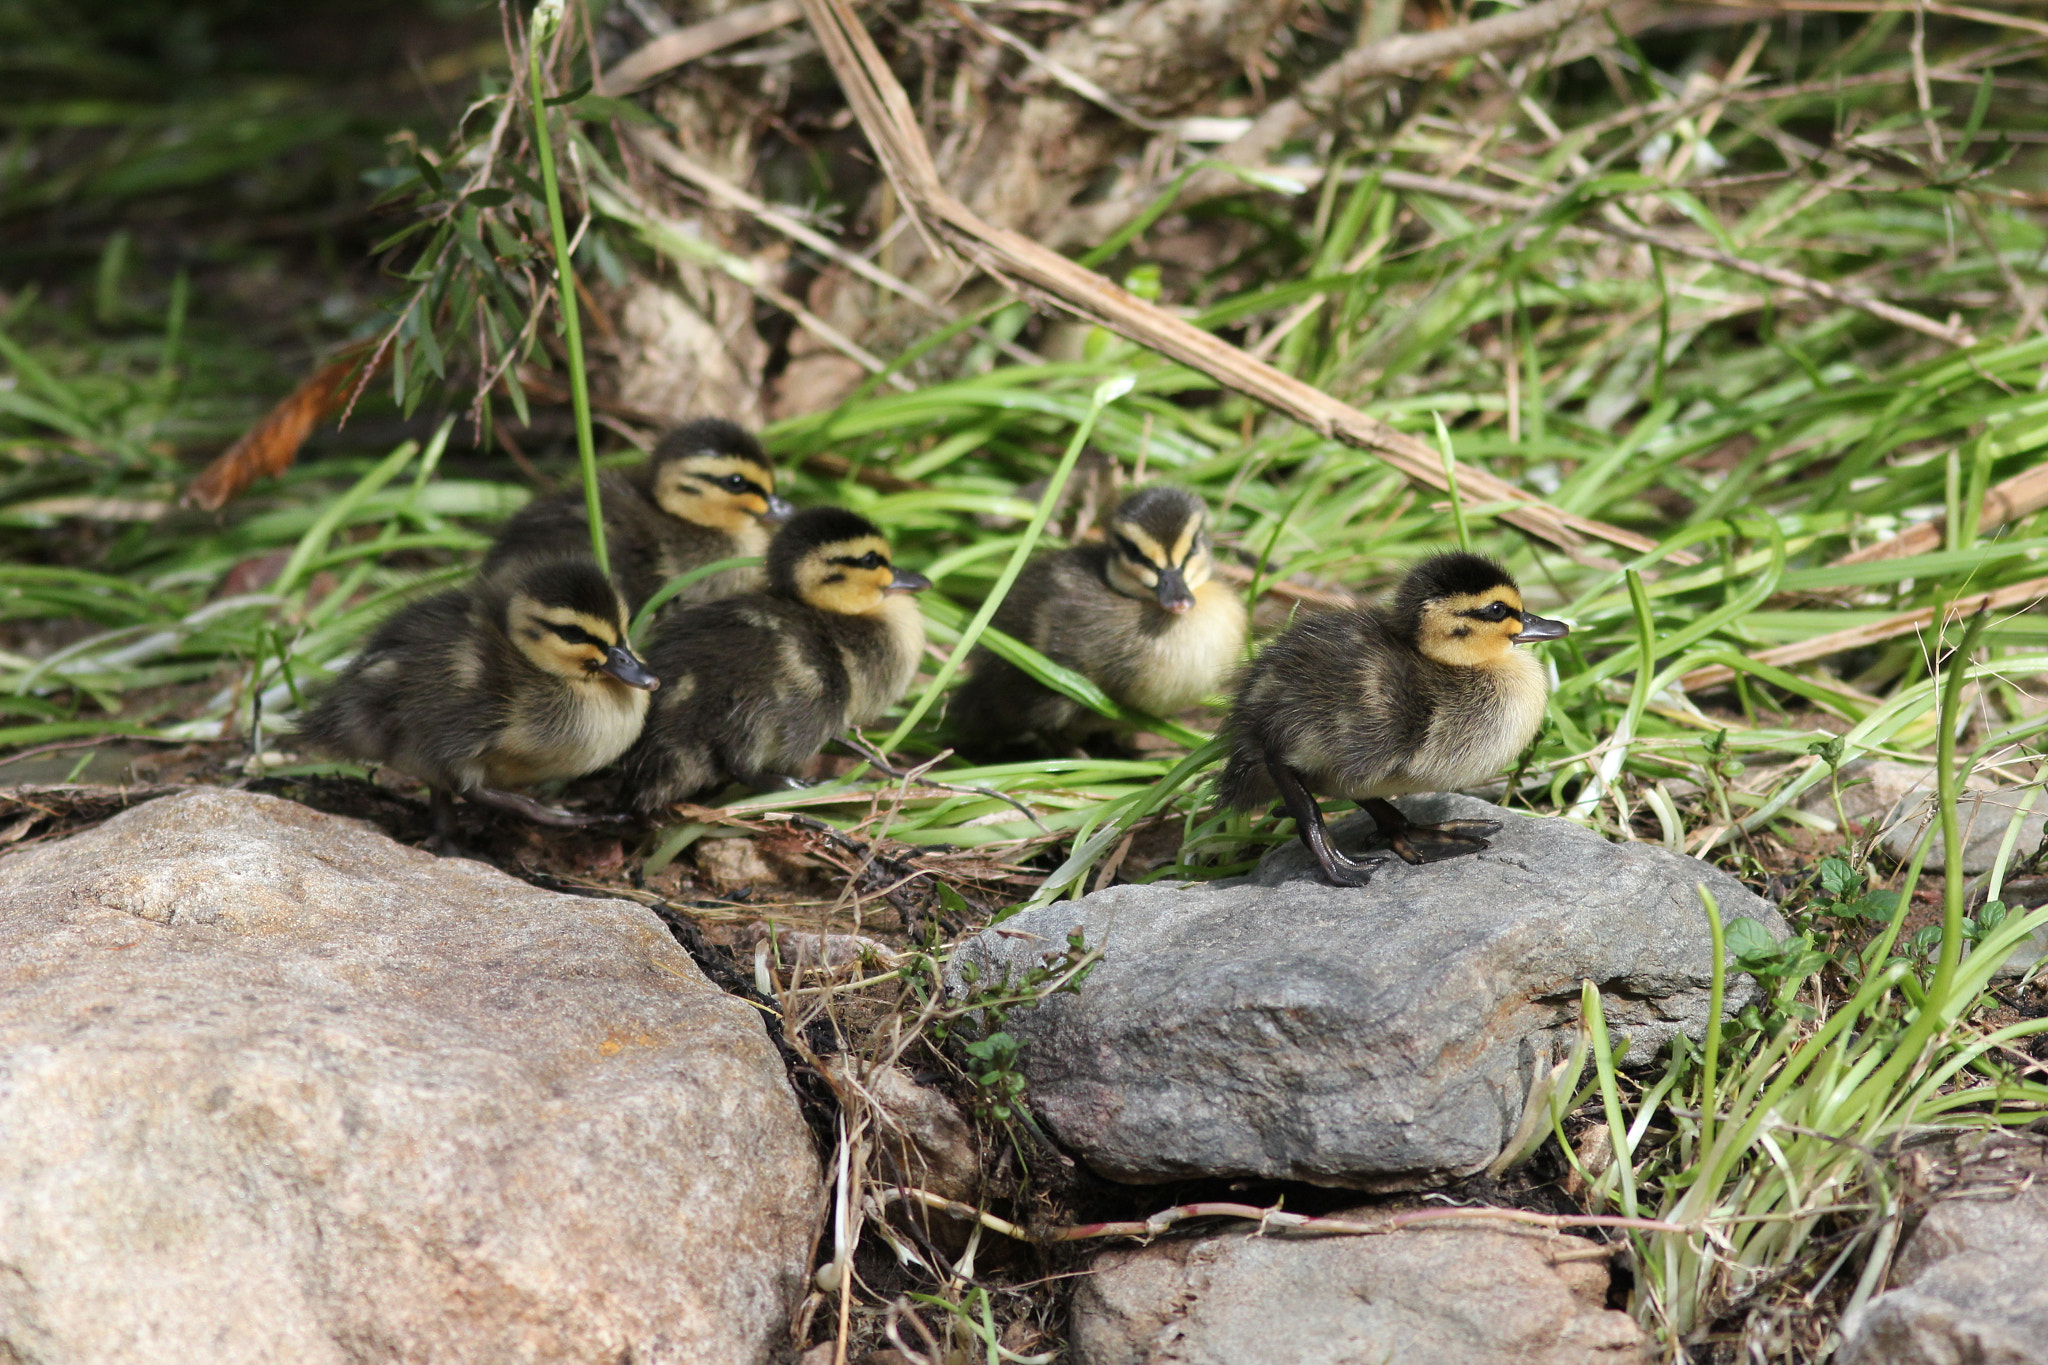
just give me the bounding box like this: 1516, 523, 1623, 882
509, 599, 627, 680
797, 534, 899, 616
1108, 514, 1211, 600
654, 453, 777, 533
1416, 589, 1527, 669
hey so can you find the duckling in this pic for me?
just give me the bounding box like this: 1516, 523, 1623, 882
482, 417, 794, 613
1217, 551, 1568, 886
949, 486, 1247, 758
621, 506, 929, 814
296, 556, 660, 838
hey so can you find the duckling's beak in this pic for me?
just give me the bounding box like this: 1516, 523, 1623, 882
600, 645, 661, 690
886, 567, 931, 595
762, 494, 795, 525
1154, 566, 1195, 614
1513, 612, 1570, 643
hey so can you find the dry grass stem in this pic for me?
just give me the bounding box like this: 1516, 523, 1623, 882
795, 0, 1686, 567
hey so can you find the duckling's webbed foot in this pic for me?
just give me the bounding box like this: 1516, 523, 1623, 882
1361, 798, 1499, 865
1266, 751, 1384, 888
464, 785, 611, 828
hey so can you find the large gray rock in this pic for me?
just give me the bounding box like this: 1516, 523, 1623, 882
1839, 1131, 2048, 1365
1072, 1221, 1642, 1365
954, 794, 1784, 1188
0, 789, 820, 1365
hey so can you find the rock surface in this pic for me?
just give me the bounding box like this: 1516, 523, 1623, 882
954, 794, 1785, 1188
1071, 1221, 1642, 1365
1802, 758, 2047, 874
1839, 1130, 2048, 1365
0, 789, 821, 1365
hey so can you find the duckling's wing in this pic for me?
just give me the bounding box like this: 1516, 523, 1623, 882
1221, 608, 1429, 803
623, 597, 850, 809
950, 551, 1102, 753
297, 588, 501, 790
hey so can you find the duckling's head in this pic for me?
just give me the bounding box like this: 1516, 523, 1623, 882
1101, 485, 1215, 614
1393, 552, 1569, 668
648, 418, 793, 534
495, 559, 661, 690
769, 507, 930, 615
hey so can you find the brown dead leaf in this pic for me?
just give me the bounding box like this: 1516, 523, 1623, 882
181, 341, 385, 511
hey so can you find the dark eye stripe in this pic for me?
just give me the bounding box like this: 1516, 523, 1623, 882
1113, 534, 1153, 565
1457, 603, 1516, 622
828, 554, 888, 569
549, 622, 607, 648
681, 473, 768, 498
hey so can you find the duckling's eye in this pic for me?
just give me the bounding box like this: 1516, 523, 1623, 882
1113, 534, 1150, 566
1479, 602, 1513, 622
859, 551, 883, 570
721, 474, 753, 493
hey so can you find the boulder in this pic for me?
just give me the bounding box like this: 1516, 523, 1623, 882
1071, 1221, 1642, 1365
953, 794, 1784, 1188
0, 789, 821, 1365
1839, 1130, 2048, 1365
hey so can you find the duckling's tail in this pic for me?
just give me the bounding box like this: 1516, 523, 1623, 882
1214, 739, 1275, 811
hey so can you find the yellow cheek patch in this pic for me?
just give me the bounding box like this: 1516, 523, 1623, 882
798, 536, 897, 615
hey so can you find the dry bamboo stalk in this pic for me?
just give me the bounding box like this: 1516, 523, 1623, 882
1834, 461, 2048, 566
600, 0, 804, 93
794, 0, 1688, 567
1681, 574, 2048, 691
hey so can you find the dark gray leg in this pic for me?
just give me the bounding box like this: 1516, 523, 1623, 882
1265, 748, 1382, 888
1360, 797, 1499, 865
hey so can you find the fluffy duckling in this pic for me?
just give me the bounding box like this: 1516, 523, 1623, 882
1217, 552, 1568, 886
483, 418, 793, 613
950, 486, 1247, 757
621, 506, 929, 813
297, 556, 659, 836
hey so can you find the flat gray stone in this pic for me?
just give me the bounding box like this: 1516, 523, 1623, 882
1881, 787, 2047, 875
1839, 1131, 2048, 1365
954, 794, 1785, 1188
0, 789, 821, 1365
1072, 1221, 1643, 1365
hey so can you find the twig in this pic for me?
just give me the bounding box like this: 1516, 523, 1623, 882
588, 177, 915, 390
1363, 169, 1973, 347
1680, 574, 2048, 691
601, 0, 805, 92
794, 0, 1680, 568
880, 1188, 1692, 1242
1589, 214, 1975, 347
833, 733, 1050, 831
621, 126, 1042, 366
1213, 0, 1622, 176
1834, 461, 2048, 566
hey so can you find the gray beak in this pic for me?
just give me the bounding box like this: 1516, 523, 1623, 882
886, 567, 931, 595
1513, 612, 1569, 643
762, 494, 795, 525
601, 645, 661, 690
1154, 566, 1195, 614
